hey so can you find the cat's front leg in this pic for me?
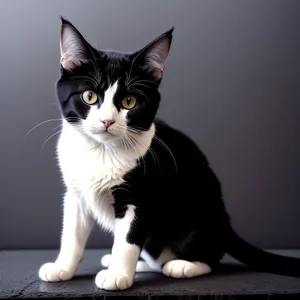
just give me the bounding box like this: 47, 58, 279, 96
39, 189, 94, 282
95, 204, 144, 291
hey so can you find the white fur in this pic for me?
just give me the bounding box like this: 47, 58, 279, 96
38, 80, 155, 286
140, 247, 176, 272
99, 80, 119, 122
95, 205, 140, 290
162, 260, 211, 278
100, 247, 176, 274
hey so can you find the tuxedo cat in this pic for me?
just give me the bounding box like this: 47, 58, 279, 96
38, 18, 300, 291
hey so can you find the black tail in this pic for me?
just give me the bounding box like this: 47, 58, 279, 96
225, 226, 300, 277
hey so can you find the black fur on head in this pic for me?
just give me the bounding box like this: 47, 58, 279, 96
56, 17, 173, 142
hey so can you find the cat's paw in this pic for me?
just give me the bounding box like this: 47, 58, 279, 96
162, 259, 211, 278
39, 262, 75, 282
95, 269, 133, 291
100, 254, 111, 268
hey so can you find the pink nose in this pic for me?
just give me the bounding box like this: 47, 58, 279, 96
101, 119, 115, 128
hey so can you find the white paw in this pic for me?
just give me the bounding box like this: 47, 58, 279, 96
95, 269, 133, 291
101, 254, 112, 268
39, 262, 75, 282
100, 254, 156, 273
162, 259, 211, 278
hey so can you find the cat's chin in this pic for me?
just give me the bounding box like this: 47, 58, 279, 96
88, 131, 121, 144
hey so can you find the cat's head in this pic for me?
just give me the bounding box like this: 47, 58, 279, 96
56, 17, 173, 143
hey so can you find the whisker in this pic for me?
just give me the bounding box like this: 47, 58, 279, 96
127, 129, 161, 172
24, 118, 65, 138
134, 79, 159, 86
88, 72, 100, 86
97, 72, 102, 85
40, 130, 62, 151
69, 75, 99, 87
126, 45, 151, 88
129, 82, 151, 89
128, 88, 149, 103
120, 138, 130, 151
126, 125, 177, 173
126, 127, 143, 135
125, 131, 147, 177
148, 146, 161, 172
112, 187, 131, 194
126, 75, 139, 87
124, 133, 145, 175
47, 123, 64, 136
153, 135, 178, 173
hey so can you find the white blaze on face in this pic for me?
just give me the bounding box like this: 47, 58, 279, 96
84, 80, 129, 142
98, 80, 119, 122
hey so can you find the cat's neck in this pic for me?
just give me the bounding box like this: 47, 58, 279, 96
59, 120, 155, 160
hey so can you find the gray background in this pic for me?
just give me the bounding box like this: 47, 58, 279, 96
0, 0, 299, 250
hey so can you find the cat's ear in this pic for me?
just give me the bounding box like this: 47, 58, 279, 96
135, 28, 174, 80
60, 17, 91, 71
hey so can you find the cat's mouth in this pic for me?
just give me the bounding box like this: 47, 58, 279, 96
87, 128, 120, 143
103, 130, 114, 136
88, 127, 115, 136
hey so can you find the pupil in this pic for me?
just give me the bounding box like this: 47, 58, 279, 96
88, 93, 92, 100
127, 97, 131, 105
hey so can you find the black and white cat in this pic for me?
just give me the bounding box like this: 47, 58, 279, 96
38, 18, 300, 291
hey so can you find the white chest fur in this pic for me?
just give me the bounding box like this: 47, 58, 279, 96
56, 121, 155, 232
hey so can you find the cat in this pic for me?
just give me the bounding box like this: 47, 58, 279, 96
38, 17, 300, 291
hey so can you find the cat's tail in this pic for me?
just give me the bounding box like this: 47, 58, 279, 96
225, 226, 300, 277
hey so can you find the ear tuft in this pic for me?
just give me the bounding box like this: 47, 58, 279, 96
60, 16, 69, 25
140, 28, 174, 80
60, 19, 90, 71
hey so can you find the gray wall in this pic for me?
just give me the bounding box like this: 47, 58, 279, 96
0, 0, 299, 250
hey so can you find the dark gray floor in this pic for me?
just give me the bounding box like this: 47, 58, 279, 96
1, 249, 300, 298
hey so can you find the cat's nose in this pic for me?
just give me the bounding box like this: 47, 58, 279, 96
101, 119, 115, 128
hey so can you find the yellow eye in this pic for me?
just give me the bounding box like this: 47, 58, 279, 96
121, 95, 137, 109
81, 90, 98, 105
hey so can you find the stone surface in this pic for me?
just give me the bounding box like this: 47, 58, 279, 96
1, 249, 300, 298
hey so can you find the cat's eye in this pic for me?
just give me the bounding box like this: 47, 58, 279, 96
121, 95, 137, 109
81, 90, 98, 105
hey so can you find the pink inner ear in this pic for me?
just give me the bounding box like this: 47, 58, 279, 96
153, 68, 164, 80
60, 56, 73, 70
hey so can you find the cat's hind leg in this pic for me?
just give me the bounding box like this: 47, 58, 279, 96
147, 230, 224, 279
162, 260, 211, 278
140, 247, 212, 278
161, 230, 225, 279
